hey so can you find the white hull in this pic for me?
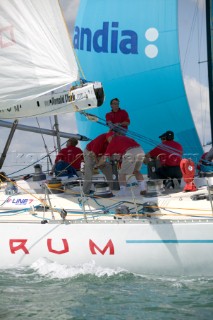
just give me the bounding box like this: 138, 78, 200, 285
1, 220, 213, 276
1, 175, 213, 275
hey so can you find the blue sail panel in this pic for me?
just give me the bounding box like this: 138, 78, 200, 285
74, 0, 203, 162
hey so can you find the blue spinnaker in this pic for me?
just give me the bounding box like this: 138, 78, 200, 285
74, 0, 203, 162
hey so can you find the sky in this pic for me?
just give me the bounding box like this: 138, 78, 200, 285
0, 0, 210, 176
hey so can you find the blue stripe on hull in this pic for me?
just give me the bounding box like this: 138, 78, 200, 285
126, 240, 213, 244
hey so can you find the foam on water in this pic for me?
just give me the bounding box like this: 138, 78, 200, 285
31, 258, 127, 279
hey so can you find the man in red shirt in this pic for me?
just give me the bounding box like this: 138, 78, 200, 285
54, 138, 83, 170
97, 132, 146, 195
83, 133, 113, 194
52, 137, 83, 177
105, 98, 130, 134
144, 131, 183, 188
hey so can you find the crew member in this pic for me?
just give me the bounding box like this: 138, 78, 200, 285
106, 98, 130, 134
52, 137, 83, 176
97, 132, 146, 195
144, 130, 183, 188
83, 133, 113, 194
147, 132, 167, 179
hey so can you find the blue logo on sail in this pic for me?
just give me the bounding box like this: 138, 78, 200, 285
74, 22, 159, 58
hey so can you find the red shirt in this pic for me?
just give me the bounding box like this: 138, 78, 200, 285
86, 133, 109, 156
104, 136, 140, 156
55, 146, 83, 170
105, 109, 130, 129
149, 140, 183, 166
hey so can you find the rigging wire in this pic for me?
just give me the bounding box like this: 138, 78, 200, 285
49, 116, 57, 153
79, 111, 184, 155
182, 1, 199, 71
7, 140, 68, 177
48, 116, 57, 173
35, 117, 53, 167
7, 108, 182, 178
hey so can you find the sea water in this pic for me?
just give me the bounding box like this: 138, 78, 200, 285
0, 259, 212, 320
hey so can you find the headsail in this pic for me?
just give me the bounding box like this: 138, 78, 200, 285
0, 0, 104, 119
74, 0, 203, 160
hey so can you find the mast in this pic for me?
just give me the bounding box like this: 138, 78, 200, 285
206, 0, 213, 143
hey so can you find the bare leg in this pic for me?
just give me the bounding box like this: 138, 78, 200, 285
134, 170, 144, 182
134, 170, 146, 193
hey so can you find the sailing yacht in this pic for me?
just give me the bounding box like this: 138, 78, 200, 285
0, 0, 213, 276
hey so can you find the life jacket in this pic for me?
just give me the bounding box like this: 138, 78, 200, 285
180, 159, 197, 191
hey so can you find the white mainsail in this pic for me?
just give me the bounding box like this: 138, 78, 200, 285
0, 0, 104, 119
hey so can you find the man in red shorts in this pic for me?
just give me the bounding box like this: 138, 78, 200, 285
106, 98, 130, 135
97, 132, 146, 195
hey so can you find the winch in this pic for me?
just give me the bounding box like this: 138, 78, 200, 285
47, 178, 64, 194
33, 164, 46, 181
93, 182, 113, 198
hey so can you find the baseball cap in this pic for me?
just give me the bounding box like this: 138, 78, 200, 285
159, 132, 167, 139
165, 130, 174, 140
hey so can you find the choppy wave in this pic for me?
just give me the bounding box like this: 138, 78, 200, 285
30, 258, 127, 278
1, 260, 213, 320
